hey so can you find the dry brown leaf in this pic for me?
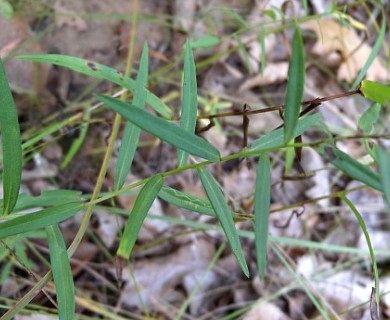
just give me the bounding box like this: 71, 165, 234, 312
0, 17, 49, 94
94, 210, 122, 248
239, 62, 289, 91
54, 3, 88, 31
302, 19, 389, 82
173, 0, 197, 31
115, 238, 215, 309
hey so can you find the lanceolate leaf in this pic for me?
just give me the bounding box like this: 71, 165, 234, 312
0, 203, 83, 239
177, 40, 198, 167
360, 80, 390, 106
375, 146, 390, 215
46, 225, 75, 320
60, 112, 90, 169
115, 44, 148, 189
254, 154, 271, 279
0, 57, 22, 216
95, 94, 220, 162
197, 167, 249, 277
252, 113, 323, 151
284, 27, 305, 143
341, 195, 380, 312
17, 54, 171, 118
351, 16, 386, 89
1, 189, 83, 212
117, 175, 164, 258
358, 103, 381, 134
320, 144, 382, 191
158, 186, 216, 216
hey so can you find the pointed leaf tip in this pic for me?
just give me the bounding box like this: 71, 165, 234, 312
284, 27, 305, 144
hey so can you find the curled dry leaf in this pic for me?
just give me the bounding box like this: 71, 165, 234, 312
315, 271, 372, 313
114, 238, 215, 309
302, 19, 389, 82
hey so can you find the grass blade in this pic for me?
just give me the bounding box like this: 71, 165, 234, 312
351, 16, 386, 89
252, 113, 323, 151
0, 57, 22, 216
46, 224, 75, 320
115, 44, 148, 189
0, 202, 83, 239
360, 80, 390, 106
197, 167, 249, 277
17, 54, 171, 118
177, 40, 198, 167
254, 154, 271, 279
117, 174, 164, 258
375, 146, 390, 214
284, 27, 305, 143
95, 94, 220, 162
320, 144, 382, 191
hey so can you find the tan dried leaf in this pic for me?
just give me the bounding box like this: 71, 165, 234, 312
54, 3, 88, 30
239, 62, 289, 91
302, 19, 389, 82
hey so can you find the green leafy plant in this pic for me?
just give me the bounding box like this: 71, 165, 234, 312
1, 7, 390, 318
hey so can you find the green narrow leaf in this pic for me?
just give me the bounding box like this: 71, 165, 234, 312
0, 57, 22, 215
46, 225, 75, 320
95, 94, 220, 162
319, 144, 382, 191
351, 16, 386, 89
0, 0, 13, 20
17, 54, 171, 118
252, 113, 324, 151
115, 44, 149, 189
375, 146, 390, 214
117, 175, 164, 258
190, 36, 220, 49
197, 167, 249, 277
60, 112, 90, 169
0, 203, 83, 239
358, 103, 381, 134
360, 80, 390, 106
2, 189, 83, 212
158, 186, 216, 216
358, 103, 381, 157
178, 41, 198, 167
259, 27, 266, 75
234, 34, 253, 74
284, 27, 305, 143
341, 195, 380, 313
254, 154, 271, 279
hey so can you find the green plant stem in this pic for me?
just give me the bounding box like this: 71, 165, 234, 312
1, 2, 141, 318
68, 0, 139, 257
340, 194, 380, 316
4, 126, 388, 319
